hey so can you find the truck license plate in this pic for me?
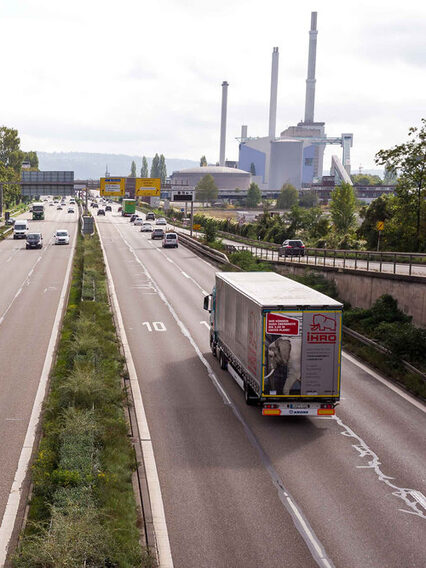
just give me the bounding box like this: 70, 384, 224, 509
291, 404, 308, 409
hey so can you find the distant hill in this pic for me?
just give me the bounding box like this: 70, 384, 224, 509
37, 152, 199, 180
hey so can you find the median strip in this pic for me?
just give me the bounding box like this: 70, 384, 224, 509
12, 225, 155, 567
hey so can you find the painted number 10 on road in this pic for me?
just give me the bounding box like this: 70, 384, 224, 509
142, 321, 167, 332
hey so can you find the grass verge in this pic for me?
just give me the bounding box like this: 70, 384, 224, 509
13, 225, 155, 567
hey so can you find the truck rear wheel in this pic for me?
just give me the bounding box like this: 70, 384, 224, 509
219, 350, 227, 370
210, 335, 217, 357
244, 382, 258, 406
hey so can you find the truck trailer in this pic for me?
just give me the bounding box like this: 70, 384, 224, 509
32, 202, 45, 220
121, 199, 136, 216
204, 272, 343, 416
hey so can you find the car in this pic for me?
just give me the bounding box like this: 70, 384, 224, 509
118, 206, 122, 212
54, 229, 70, 245
134, 217, 144, 226
49, 202, 54, 206
151, 228, 165, 240
140, 223, 153, 232
156, 218, 167, 226
57, 205, 63, 210
67, 207, 74, 213
146, 212, 155, 221
130, 214, 140, 223
162, 232, 178, 248
26, 232, 43, 249
92, 203, 98, 208
105, 205, 112, 212
5, 217, 15, 226
279, 239, 305, 256
97, 208, 105, 216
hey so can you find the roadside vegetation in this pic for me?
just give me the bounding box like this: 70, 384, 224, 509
13, 228, 154, 567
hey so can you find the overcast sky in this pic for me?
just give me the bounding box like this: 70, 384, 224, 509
1, 0, 425, 172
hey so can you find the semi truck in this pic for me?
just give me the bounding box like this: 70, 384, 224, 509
204, 272, 343, 416
121, 199, 136, 216
32, 202, 45, 220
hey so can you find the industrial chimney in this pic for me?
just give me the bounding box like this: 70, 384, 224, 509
219, 81, 229, 167
304, 12, 318, 124
268, 47, 279, 139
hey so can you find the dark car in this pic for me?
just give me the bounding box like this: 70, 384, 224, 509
97, 208, 105, 216
105, 205, 112, 212
130, 214, 139, 223
151, 228, 165, 240
26, 232, 43, 249
279, 239, 305, 257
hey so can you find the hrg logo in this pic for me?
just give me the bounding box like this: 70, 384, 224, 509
307, 314, 337, 344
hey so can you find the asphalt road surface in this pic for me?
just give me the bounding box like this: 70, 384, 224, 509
0, 202, 77, 554
96, 206, 426, 568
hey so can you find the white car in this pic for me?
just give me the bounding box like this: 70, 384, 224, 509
54, 229, 70, 245
134, 217, 144, 226
140, 222, 153, 232
156, 218, 167, 226
162, 232, 178, 248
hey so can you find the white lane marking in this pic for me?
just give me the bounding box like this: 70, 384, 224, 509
342, 352, 425, 413
200, 321, 209, 329
116, 225, 232, 407
0, 255, 43, 326
96, 221, 174, 568
0, 223, 78, 566
6, 256, 13, 263
181, 271, 190, 278
115, 225, 338, 568
333, 415, 426, 519
201, 289, 208, 296
166, 257, 173, 263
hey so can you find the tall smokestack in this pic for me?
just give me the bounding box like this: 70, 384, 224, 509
304, 12, 318, 123
268, 47, 279, 139
219, 81, 229, 166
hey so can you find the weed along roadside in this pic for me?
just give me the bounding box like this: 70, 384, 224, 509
12, 228, 155, 567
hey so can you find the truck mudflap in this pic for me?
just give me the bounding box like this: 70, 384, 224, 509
262, 402, 336, 417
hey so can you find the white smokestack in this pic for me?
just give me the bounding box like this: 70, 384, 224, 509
304, 12, 318, 123
268, 47, 279, 139
219, 81, 229, 166
241, 125, 248, 142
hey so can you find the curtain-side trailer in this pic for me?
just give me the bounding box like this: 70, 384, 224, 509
204, 272, 343, 417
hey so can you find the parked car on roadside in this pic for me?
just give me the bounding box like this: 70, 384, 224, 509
279, 239, 305, 257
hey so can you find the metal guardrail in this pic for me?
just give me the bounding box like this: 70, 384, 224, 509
222, 243, 426, 277
176, 232, 230, 265
342, 325, 426, 381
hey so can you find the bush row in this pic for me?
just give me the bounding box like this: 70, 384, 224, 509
13, 229, 154, 567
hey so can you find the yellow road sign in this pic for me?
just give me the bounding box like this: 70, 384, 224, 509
376, 221, 384, 231
192, 224, 201, 231
135, 178, 161, 197
100, 177, 125, 196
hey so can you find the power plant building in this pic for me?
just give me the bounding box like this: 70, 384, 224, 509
170, 166, 250, 192
238, 12, 353, 190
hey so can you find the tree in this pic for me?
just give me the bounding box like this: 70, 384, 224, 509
250, 162, 256, 176
141, 156, 149, 177
150, 153, 160, 178
0, 126, 23, 174
351, 173, 382, 186
299, 189, 318, 208
195, 174, 218, 205
375, 118, 426, 251
200, 155, 207, 167
246, 182, 261, 208
276, 183, 298, 209
130, 160, 137, 177
22, 151, 39, 169
330, 182, 357, 234
358, 194, 392, 249
159, 154, 167, 184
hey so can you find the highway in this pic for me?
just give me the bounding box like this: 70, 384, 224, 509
0, 202, 78, 560
96, 206, 426, 568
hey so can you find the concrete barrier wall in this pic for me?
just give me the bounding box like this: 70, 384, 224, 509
275, 264, 426, 327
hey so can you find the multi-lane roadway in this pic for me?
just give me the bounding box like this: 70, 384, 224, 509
95, 206, 425, 568
0, 201, 425, 568
0, 203, 77, 564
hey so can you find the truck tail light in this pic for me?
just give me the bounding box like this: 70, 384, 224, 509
263, 404, 281, 416
318, 403, 335, 416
